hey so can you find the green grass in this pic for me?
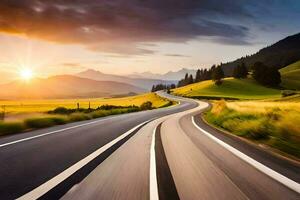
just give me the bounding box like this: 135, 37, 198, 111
204, 100, 300, 159
172, 78, 281, 100
280, 60, 300, 90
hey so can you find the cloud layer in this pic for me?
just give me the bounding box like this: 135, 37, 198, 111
0, 0, 289, 54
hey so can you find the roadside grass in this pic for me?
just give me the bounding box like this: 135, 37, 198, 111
204, 100, 300, 158
0, 93, 171, 116
0, 93, 176, 136
172, 78, 281, 100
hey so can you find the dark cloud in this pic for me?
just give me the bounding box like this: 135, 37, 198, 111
0, 0, 284, 54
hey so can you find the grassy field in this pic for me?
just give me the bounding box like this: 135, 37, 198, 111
172, 78, 281, 100
280, 60, 300, 90
204, 100, 300, 158
0, 93, 170, 115
0, 93, 175, 136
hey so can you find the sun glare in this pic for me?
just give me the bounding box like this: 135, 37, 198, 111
20, 68, 34, 81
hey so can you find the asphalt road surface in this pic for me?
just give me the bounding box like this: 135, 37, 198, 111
0, 92, 299, 199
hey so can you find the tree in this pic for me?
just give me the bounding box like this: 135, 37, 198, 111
233, 65, 242, 79
195, 69, 201, 82
188, 74, 194, 84
233, 62, 248, 79
151, 85, 155, 92
184, 73, 189, 84
251, 62, 281, 87
170, 84, 176, 89
212, 65, 224, 85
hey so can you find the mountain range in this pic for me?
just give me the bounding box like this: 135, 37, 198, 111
0, 68, 198, 99
0, 75, 145, 99
128, 68, 198, 80
76, 69, 177, 90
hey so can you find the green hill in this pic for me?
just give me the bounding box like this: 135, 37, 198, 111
280, 60, 300, 90
221, 32, 300, 76
172, 78, 281, 100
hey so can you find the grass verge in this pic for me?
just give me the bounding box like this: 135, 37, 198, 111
203, 100, 300, 159
0, 97, 176, 137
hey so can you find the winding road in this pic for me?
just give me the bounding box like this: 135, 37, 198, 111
0, 92, 299, 199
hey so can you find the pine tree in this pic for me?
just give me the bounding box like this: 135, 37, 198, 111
212, 65, 224, 85
188, 74, 194, 84
195, 69, 201, 82
233, 65, 242, 79
184, 73, 189, 85
151, 85, 155, 92
240, 62, 248, 78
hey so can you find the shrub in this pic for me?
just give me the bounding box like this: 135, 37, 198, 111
50, 107, 72, 114
24, 118, 56, 128
140, 101, 153, 110
0, 122, 25, 136
50, 116, 68, 125
69, 113, 92, 122
90, 110, 110, 119
281, 90, 297, 97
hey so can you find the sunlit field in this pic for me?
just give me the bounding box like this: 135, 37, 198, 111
0, 93, 175, 136
172, 78, 281, 100
0, 93, 170, 114
205, 100, 300, 158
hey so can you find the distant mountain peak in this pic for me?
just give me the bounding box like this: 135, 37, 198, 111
128, 67, 197, 80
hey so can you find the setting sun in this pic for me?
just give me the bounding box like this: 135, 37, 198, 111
20, 68, 34, 81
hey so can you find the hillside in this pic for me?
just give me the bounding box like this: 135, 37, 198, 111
172, 78, 280, 100
221, 32, 300, 76
0, 75, 145, 99
280, 60, 300, 90
76, 69, 176, 90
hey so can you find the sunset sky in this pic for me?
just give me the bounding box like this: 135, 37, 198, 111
0, 0, 300, 83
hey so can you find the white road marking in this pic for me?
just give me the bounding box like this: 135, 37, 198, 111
0, 115, 126, 148
192, 116, 300, 194
0, 100, 181, 149
17, 120, 151, 200
150, 125, 159, 200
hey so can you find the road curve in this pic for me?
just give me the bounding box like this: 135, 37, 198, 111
0, 93, 197, 199
63, 93, 299, 200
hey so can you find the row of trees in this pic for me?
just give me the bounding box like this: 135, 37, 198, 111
151, 61, 281, 92
232, 61, 281, 86
177, 66, 218, 87
151, 83, 176, 92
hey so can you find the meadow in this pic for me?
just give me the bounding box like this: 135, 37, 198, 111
280, 60, 300, 90
0, 93, 171, 120
172, 78, 281, 100
204, 100, 300, 158
0, 93, 175, 136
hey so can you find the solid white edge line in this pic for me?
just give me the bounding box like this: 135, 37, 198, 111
0, 99, 181, 148
192, 116, 300, 194
150, 125, 159, 200
17, 119, 151, 200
